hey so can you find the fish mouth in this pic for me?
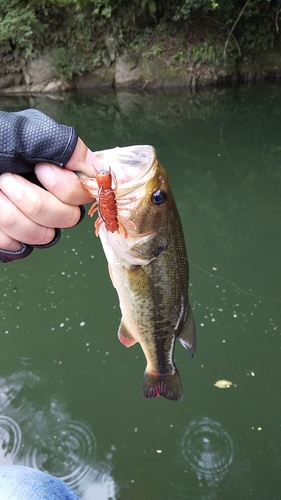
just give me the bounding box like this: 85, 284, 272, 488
94, 145, 157, 197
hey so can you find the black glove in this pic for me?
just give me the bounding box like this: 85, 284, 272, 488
0, 109, 84, 262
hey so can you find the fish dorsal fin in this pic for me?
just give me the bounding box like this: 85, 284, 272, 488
178, 306, 196, 357
118, 320, 137, 348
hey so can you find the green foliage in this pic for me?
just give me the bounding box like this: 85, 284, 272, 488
0, 0, 280, 76
172, 0, 219, 21
189, 42, 223, 66
0, 4, 44, 67
53, 48, 79, 80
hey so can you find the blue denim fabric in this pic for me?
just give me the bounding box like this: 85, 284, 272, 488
0, 465, 79, 499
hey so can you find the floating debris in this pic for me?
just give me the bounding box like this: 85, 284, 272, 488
214, 380, 234, 389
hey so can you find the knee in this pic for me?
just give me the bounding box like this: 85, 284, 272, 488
0, 465, 79, 499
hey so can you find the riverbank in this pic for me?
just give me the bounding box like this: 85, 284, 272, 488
0, 49, 281, 94
1, 44, 281, 95
1, 1, 281, 94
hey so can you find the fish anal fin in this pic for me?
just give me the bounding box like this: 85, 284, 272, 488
142, 370, 183, 401
118, 321, 137, 348
178, 305, 196, 357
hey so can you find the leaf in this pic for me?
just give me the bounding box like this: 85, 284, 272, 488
214, 379, 233, 389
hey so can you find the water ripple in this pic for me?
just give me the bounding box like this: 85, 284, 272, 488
0, 416, 21, 465
23, 412, 103, 497
0, 371, 41, 415
180, 417, 234, 487
0, 372, 117, 498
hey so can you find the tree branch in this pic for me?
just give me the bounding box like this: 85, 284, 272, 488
223, 0, 251, 61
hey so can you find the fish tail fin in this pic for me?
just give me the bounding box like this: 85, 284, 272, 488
142, 370, 183, 401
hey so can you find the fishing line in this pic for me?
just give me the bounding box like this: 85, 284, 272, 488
162, 241, 281, 304
96, 199, 280, 305
188, 258, 281, 304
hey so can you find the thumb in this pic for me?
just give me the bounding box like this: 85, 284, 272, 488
64, 138, 104, 176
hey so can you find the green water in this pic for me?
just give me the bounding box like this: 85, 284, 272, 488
0, 83, 280, 499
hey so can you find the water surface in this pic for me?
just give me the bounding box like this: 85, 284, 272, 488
0, 83, 280, 499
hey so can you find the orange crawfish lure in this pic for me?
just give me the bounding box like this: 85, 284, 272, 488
81, 167, 135, 238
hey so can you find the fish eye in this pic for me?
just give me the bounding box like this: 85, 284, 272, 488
151, 190, 167, 206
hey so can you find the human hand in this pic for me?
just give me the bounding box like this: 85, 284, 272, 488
0, 138, 101, 254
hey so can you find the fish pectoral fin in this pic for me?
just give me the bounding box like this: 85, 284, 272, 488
118, 321, 137, 348
142, 370, 183, 401
124, 264, 151, 293
178, 305, 196, 357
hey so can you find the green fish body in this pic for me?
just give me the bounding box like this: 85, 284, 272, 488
93, 146, 196, 401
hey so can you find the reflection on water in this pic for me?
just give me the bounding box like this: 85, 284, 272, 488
0, 371, 116, 499
23, 416, 97, 493
180, 417, 234, 487
0, 416, 21, 465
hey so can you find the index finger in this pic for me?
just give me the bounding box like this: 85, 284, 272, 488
35, 163, 94, 206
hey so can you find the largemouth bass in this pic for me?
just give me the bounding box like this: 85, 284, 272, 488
80, 145, 196, 401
